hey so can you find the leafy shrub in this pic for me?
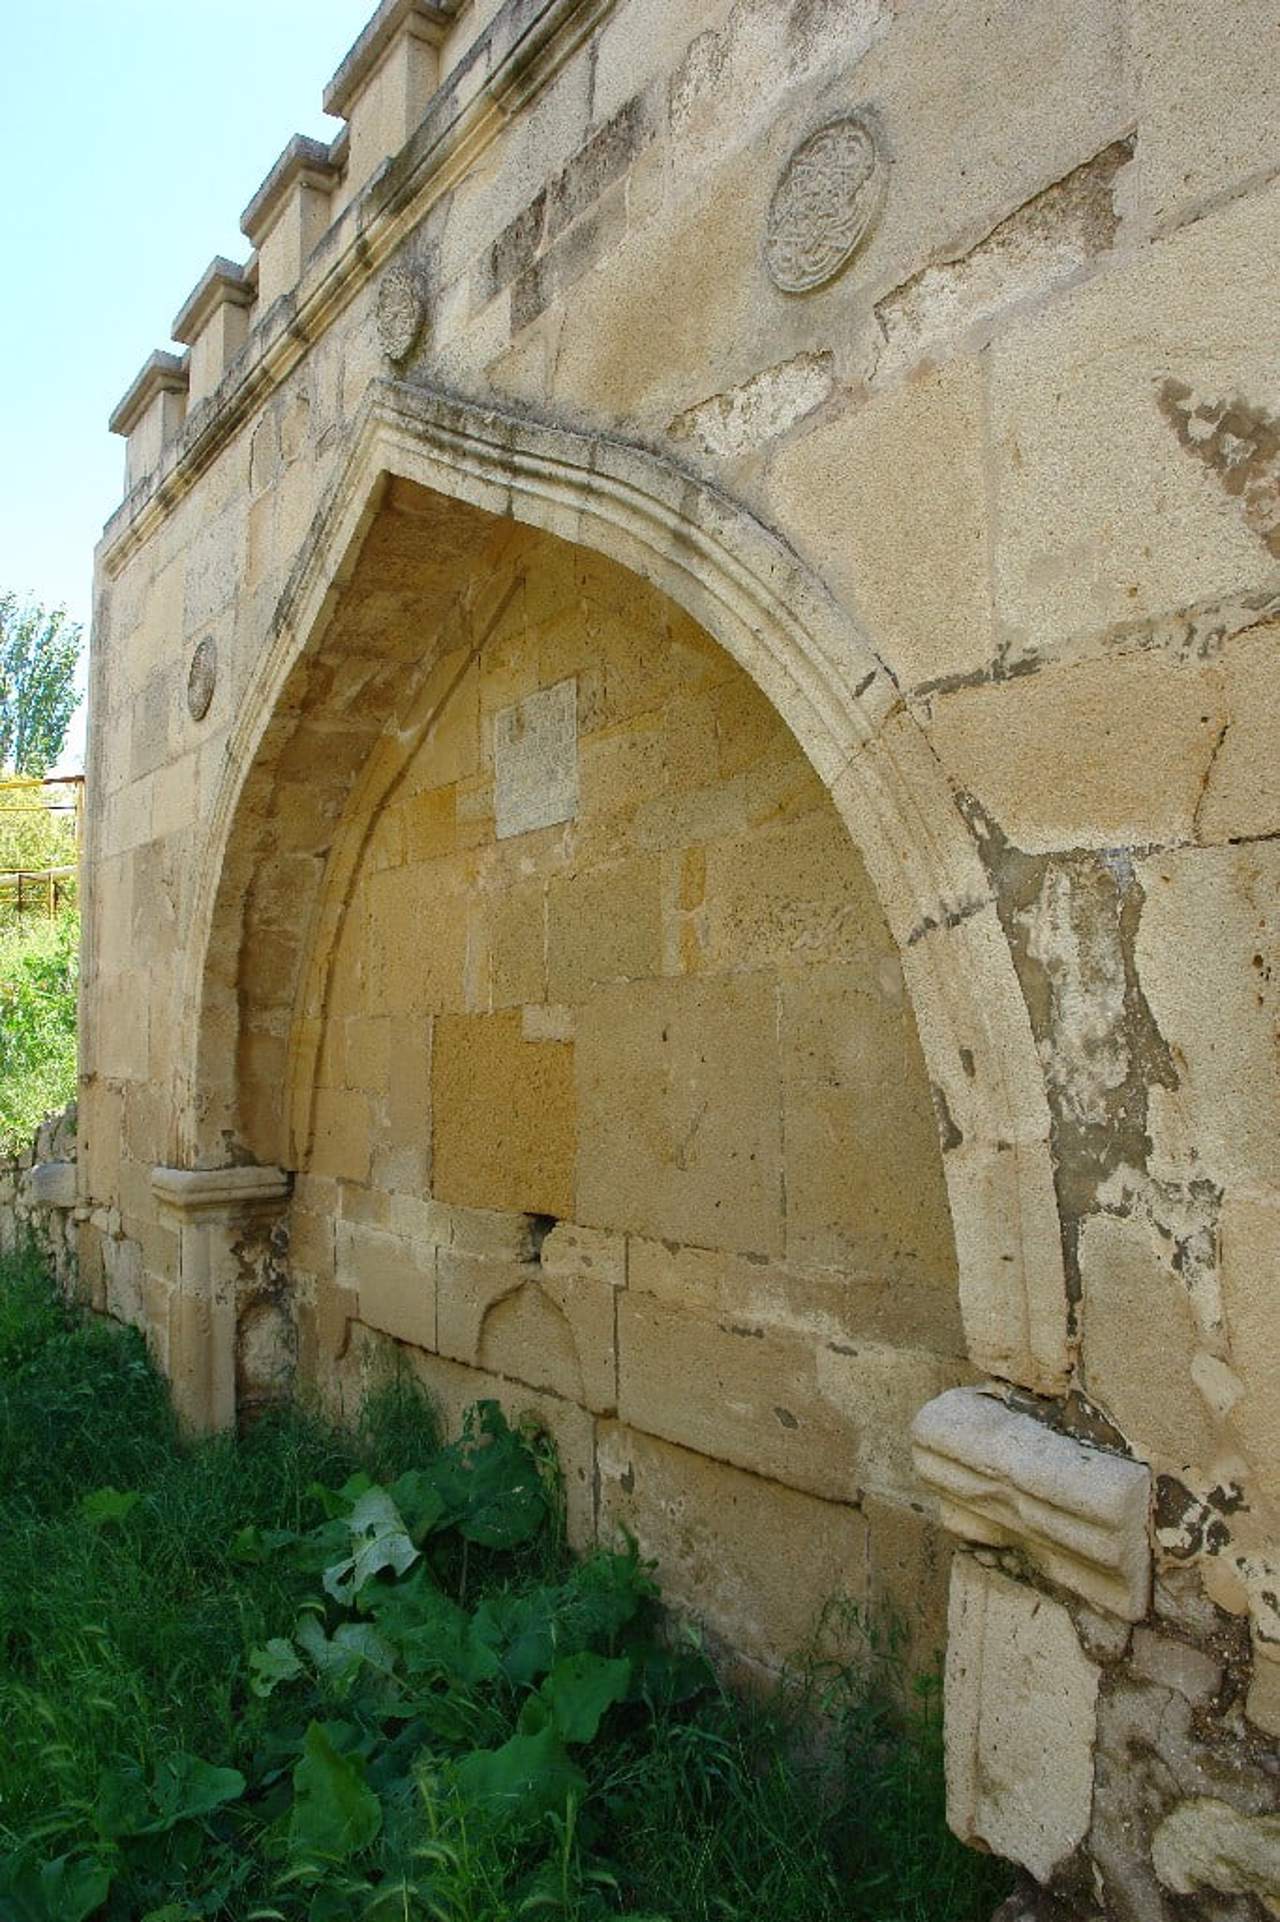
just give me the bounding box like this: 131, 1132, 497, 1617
0, 1261, 1010, 1922
0, 910, 78, 1149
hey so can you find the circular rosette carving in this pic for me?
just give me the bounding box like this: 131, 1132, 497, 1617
376, 262, 429, 363
765, 113, 887, 294
187, 638, 217, 722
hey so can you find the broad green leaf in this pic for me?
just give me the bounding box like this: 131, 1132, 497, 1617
97, 1753, 245, 1839
288, 1722, 382, 1866
296, 1616, 398, 1697
79, 1486, 139, 1527
230, 1524, 299, 1564
0, 1850, 112, 1922
450, 1725, 585, 1831
306, 1472, 374, 1519
538, 1652, 631, 1744
367, 1572, 502, 1686
323, 1488, 419, 1604
453, 1403, 547, 1549
250, 1637, 307, 1698
385, 1469, 449, 1544
472, 1589, 559, 1687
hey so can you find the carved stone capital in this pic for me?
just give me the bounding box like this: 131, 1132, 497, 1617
913, 1386, 1152, 1620
151, 1164, 290, 1214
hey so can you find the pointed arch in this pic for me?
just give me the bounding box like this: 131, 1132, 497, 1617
180, 378, 1067, 1392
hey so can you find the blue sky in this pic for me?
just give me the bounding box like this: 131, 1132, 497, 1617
0, 0, 373, 769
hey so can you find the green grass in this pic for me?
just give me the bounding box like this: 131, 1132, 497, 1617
0, 910, 78, 1150
0, 1252, 1011, 1922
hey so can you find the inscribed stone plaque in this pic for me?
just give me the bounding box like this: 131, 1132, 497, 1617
493, 679, 579, 839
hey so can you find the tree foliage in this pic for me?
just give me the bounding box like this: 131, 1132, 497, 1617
0, 786, 77, 876
0, 595, 82, 777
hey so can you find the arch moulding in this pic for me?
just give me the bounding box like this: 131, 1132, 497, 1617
182, 378, 1068, 1396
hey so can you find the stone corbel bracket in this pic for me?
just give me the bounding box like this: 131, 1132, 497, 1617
151, 1164, 291, 1433
913, 1386, 1152, 1620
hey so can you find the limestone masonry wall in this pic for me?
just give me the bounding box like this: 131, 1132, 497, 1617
86, 0, 1280, 1915
0, 1104, 80, 1294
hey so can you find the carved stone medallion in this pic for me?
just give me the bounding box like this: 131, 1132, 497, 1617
376, 263, 428, 362
187, 638, 217, 722
765, 113, 887, 294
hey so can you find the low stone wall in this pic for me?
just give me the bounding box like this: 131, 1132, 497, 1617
0, 1103, 80, 1292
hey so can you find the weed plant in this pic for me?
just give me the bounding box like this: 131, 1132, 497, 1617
0, 1253, 1010, 1922
0, 910, 78, 1149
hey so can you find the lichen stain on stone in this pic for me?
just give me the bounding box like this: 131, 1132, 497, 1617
1158, 378, 1280, 558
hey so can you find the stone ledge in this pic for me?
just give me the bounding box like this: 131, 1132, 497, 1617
28, 1161, 76, 1209
172, 256, 253, 345
241, 135, 341, 248
108, 350, 188, 438
324, 0, 464, 118
912, 1386, 1151, 1619
151, 1164, 291, 1214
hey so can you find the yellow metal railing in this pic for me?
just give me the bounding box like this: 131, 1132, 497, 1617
0, 776, 83, 916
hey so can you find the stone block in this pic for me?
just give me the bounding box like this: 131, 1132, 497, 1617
945, 1557, 1100, 1883
1219, 1191, 1280, 1509
27, 1161, 76, 1209
309, 1089, 372, 1184
627, 1233, 967, 1356
913, 1387, 1152, 1620
337, 1220, 437, 1352
617, 1292, 861, 1504
873, 140, 1132, 386
546, 854, 663, 1000
1079, 1209, 1218, 1470
817, 1343, 969, 1503
576, 974, 784, 1257
290, 1202, 336, 1281
988, 178, 1280, 657
596, 1421, 868, 1670
487, 881, 547, 1008
432, 1012, 575, 1220
1151, 1797, 1280, 1910
367, 868, 469, 1016
1130, 1627, 1222, 1705
864, 1493, 954, 1670
1133, 0, 1280, 234
700, 815, 894, 977
539, 1220, 626, 1290
1136, 842, 1280, 1192
926, 651, 1225, 854
669, 351, 835, 463
1199, 621, 1280, 844
780, 962, 957, 1288
437, 1252, 617, 1412
768, 359, 997, 690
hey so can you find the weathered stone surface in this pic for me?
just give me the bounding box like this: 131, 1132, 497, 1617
946, 1557, 1101, 1883
597, 1421, 868, 1670
1133, 0, 1280, 235
576, 973, 785, 1256
988, 178, 1280, 658
1079, 1209, 1218, 1470
669, 352, 835, 462
432, 1012, 576, 1220
914, 1387, 1152, 1619
27, 1161, 77, 1209
1136, 842, 1280, 1193
927, 650, 1225, 853
1152, 1797, 1280, 1912
768, 359, 997, 690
